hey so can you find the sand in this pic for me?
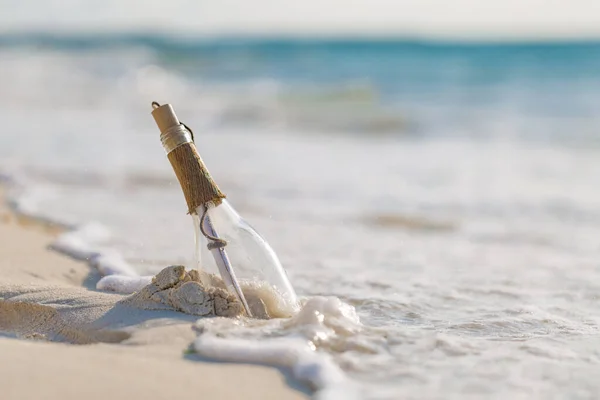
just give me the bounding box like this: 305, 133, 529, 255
121, 265, 296, 319
0, 188, 308, 400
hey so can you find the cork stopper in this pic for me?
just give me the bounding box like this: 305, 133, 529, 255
152, 103, 180, 133
151, 102, 194, 153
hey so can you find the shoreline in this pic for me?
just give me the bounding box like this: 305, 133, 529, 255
0, 185, 309, 400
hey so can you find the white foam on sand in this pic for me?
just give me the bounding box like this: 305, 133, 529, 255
9, 184, 143, 291
50, 224, 138, 276
193, 296, 363, 399
2, 176, 140, 288
100, 265, 361, 397
51, 223, 150, 294
194, 335, 354, 400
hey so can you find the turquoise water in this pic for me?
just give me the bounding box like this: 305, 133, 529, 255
2, 34, 600, 139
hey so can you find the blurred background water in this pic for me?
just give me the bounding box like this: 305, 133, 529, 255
2, 2, 600, 398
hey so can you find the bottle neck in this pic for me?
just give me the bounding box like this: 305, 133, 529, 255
160, 125, 193, 154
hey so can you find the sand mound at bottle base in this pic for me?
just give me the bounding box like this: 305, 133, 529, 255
120, 265, 275, 319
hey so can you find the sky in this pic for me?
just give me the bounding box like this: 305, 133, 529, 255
1, 0, 600, 40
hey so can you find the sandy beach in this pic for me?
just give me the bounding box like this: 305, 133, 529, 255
4, 14, 600, 396
0, 187, 308, 400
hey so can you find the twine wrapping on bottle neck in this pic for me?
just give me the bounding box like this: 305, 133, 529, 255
152, 101, 226, 215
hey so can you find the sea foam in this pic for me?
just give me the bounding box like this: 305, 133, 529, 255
193, 335, 355, 399
193, 296, 363, 399
2, 175, 142, 291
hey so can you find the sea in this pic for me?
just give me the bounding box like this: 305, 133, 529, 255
2, 32, 600, 399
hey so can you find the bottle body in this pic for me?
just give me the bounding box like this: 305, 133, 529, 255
192, 200, 299, 316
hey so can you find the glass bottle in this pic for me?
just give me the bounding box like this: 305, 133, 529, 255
151, 102, 298, 318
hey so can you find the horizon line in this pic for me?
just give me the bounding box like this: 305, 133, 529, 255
3, 29, 600, 46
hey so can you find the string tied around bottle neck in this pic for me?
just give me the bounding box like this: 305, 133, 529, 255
200, 205, 228, 250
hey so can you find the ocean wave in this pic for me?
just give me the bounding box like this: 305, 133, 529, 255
3, 32, 600, 53
2, 32, 600, 139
